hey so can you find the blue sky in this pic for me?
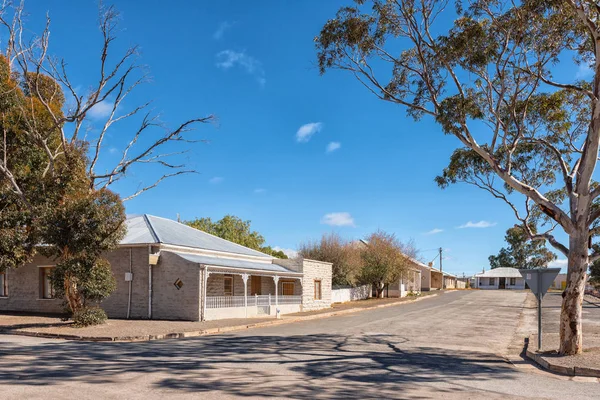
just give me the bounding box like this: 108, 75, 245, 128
21, 0, 572, 275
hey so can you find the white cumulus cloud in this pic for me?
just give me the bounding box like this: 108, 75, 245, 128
424, 228, 443, 235
213, 21, 233, 40
296, 122, 322, 143
456, 220, 497, 229
215, 50, 265, 86
272, 246, 298, 259
209, 177, 224, 184
548, 259, 568, 268
321, 212, 355, 227
326, 141, 341, 153
88, 100, 114, 119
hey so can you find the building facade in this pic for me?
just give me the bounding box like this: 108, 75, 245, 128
0, 215, 333, 321
473, 268, 526, 290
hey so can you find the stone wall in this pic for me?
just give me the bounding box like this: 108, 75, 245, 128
0, 254, 64, 314
102, 247, 150, 319
151, 251, 200, 321
300, 259, 333, 311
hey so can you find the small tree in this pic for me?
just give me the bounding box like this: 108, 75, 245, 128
186, 215, 288, 258
298, 233, 362, 286
358, 231, 414, 298
489, 226, 556, 270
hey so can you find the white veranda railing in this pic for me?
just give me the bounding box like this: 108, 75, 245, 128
206, 295, 302, 309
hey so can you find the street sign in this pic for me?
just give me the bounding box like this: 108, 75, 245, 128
519, 268, 562, 351
519, 268, 561, 297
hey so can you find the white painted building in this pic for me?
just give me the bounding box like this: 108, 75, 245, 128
473, 268, 526, 290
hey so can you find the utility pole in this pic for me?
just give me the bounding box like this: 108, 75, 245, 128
439, 247, 445, 289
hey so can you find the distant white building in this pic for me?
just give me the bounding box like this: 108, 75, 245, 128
473, 267, 525, 290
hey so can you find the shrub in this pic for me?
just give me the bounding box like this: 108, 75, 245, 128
72, 306, 108, 327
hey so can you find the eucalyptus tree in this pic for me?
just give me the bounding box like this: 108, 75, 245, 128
489, 225, 557, 270
316, 0, 599, 354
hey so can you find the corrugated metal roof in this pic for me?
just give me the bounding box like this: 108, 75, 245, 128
476, 267, 523, 278
169, 251, 299, 274
121, 214, 273, 259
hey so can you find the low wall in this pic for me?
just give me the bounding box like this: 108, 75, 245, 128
331, 285, 371, 303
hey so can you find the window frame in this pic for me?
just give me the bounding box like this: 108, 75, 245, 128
510, 277, 516, 286
223, 275, 234, 297
489, 277, 495, 286
314, 279, 322, 300
0, 271, 7, 298
39, 266, 56, 299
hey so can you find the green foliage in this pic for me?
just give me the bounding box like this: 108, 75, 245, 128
0, 53, 125, 315
185, 215, 287, 258
358, 231, 414, 296
489, 226, 556, 270
590, 261, 600, 288
298, 232, 361, 286
72, 306, 108, 327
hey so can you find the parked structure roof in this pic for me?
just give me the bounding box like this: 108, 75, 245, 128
121, 214, 273, 259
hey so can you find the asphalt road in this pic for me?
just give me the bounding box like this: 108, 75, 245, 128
0, 290, 598, 399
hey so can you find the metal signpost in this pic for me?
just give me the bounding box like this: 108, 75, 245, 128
519, 268, 561, 351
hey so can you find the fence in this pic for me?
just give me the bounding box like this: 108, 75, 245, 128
331, 285, 371, 303
206, 295, 302, 309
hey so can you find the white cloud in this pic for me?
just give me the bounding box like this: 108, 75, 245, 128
254, 188, 266, 194
548, 259, 568, 268
321, 212, 355, 227
424, 228, 443, 235
272, 246, 298, 259
213, 21, 233, 40
575, 63, 593, 80
215, 50, 265, 86
88, 100, 114, 119
209, 177, 224, 184
326, 141, 341, 153
456, 220, 497, 229
296, 122, 322, 143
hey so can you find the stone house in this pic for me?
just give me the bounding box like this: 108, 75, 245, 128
473, 267, 526, 290
0, 214, 333, 321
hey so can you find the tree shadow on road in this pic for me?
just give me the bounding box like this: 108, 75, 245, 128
0, 332, 518, 398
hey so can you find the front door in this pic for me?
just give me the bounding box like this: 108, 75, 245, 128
251, 276, 262, 295
499, 277, 506, 289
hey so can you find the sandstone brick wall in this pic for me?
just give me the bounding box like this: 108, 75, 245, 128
0, 254, 64, 314
151, 251, 200, 321
101, 247, 150, 319
300, 259, 332, 311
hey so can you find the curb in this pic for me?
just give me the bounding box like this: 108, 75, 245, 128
2, 293, 439, 343
524, 337, 600, 378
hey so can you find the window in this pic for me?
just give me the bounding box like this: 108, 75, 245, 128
510, 277, 516, 286
223, 275, 233, 296
489, 278, 495, 286
282, 281, 295, 296
40, 267, 55, 299
314, 280, 322, 300
0, 272, 7, 297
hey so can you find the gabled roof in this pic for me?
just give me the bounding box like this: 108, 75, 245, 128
121, 214, 273, 259
476, 267, 523, 278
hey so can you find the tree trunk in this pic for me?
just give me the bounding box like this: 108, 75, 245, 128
559, 233, 588, 355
